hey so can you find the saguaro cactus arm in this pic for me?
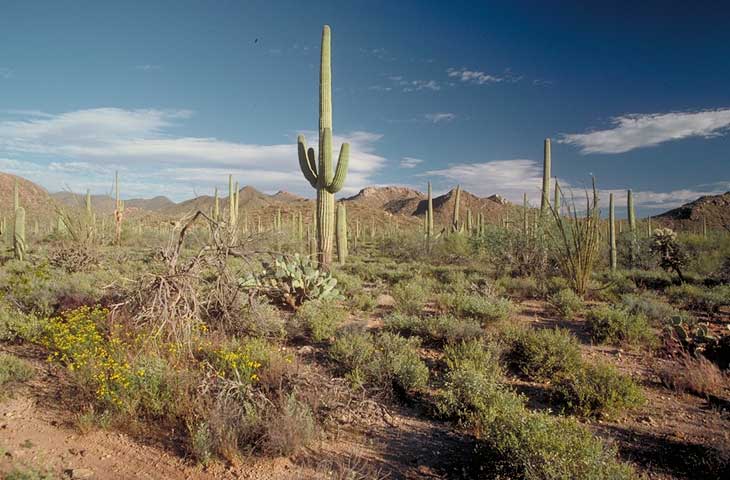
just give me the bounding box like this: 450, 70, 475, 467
327, 142, 349, 193
297, 136, 318, 187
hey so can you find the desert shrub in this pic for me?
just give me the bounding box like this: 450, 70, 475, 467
495, 276, 541, 299
392, 279, 431, 315
594, 270, 637, 302
0, 353, 34, 394
0, 302, 45, 342
238, 297, 286, 339
384, 312, 483, 345
431, 233, 473, 262
509, 328, 582, 381
331, 270, 363, 295
548, 288, 584, 320
262, 393, 317, 456
349, 291, 378, 312
294, 298, 346, 342
553, 361, 644, 418
124, 355, 187, 420
438, 291, 514, 323
42, 306, 136, 409
658, 354, 727, 398
627, 269, 674, 290
330, 331, 428, 394
619, 292, 692, 326
666, 283, 730, 314
438, 340, 636, 479
586, 305, 655, 347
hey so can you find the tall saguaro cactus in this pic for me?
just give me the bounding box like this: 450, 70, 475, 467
336, 202, 348, 265
228, 175, 236, 227
609, 193, 617, 271
213, 187, 220, 221
13, 206, 26, 261
452, 185, 461, 233
554, 179, 561, 214
541, 138, 551, 215
297, 25, 350, 268
627, 189, 637, 266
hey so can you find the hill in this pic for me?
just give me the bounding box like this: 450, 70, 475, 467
653, 191, 730, 232
0, 173, 54, 220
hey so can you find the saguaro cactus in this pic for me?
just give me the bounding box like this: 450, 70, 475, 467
336, 202, 348, 265
297, 25, 350, 268
627, 189, 637, 266
609, 193, 617, 271
554, 179, 561, 214
13, 207, 26, 261
228, 175, 236, 227
426, 181, 434, 239
13, 178, 19, 211
541, 138, 551, 215
523, 193, 529, 236
114, 171, 124, 245
452, 185, 461, 233
213, 187, 220, 221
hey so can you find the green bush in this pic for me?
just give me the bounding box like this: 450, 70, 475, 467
0, 302, 45, 342
438, 291, 514, 323
586, 305, 655, 346
666, 284, 730, 314
438, 340, 637, 479
495, 276, 541, 299
0, 353, 34, 393
295, 299, 346, 342
553, 361, 644, 418
509, 328, 582, 381
330, 331, 429, 394
384, 312, 483, 345
392, 279, 430, 315
548, 288, 585, 320
619, 292, 692, 326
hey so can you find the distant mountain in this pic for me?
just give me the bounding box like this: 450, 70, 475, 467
653, 191, 730, 232
271, 190, 307, 203
344, 186, 425, 210
51, 192, 176, 214
0, 172, 53, 219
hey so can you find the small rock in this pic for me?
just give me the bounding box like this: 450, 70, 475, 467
376, 294, 395, 307
638, 415, 655, 425
297, 346, 314, 355
64, 468, 94, 479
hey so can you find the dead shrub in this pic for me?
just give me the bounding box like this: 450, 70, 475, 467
658, 354, 727, 398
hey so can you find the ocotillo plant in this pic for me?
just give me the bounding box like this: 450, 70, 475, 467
609, 193, 617, 271
336, 202, 348, 265
541, 138, 551, 215
114, 171, 124, 245
13, 206, 25, 261
451, 185, 461, 233
297, 25, 350, 268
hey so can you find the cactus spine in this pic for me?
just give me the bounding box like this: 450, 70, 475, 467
336, 202, 348, 265
541, 138, 551, 215
609, 193, 617, 271
13, 206, 25, 261
297, 25, 350, 268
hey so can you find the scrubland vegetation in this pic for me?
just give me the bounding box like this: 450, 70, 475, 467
1, 24, 729, 480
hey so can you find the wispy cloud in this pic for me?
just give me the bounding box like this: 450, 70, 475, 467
134, 64, 162, 71
0, 108, 388, 199
447, 67, 521, 85
560, 108, 730, 154
0, 68, 13, 79
360, 48, 396, 61
425, 113, 456, 124
400, 157, 424, 168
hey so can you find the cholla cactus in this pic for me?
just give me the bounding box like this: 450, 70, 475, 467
650, 228, 687, 282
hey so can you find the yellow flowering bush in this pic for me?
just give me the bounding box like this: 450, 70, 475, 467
211, 346, 262, 384
42, 306, 135, 409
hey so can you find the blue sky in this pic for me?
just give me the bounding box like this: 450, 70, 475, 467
1, 0, 729, 216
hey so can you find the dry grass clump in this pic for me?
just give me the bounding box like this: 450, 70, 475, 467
658, 354, 728, 399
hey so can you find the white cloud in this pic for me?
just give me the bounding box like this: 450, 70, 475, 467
425, 113, 456, 124
402, 79, 440, 92
560, 108, 730, 154
446, 67, 520, 85
0, 108, 387, 199
400, 157, 424, 168
423, 159, 545, 204
0, 68, 13, 79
